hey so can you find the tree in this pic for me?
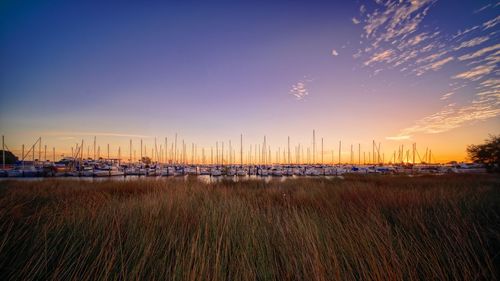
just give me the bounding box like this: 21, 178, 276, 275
0, 150, 19, 164
467, 135, 500, 172
141, 156, 152, 165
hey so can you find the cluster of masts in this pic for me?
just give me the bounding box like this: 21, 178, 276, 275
3, 132, 486, 178
1, 130, 437, 170
2, 130, 435, 167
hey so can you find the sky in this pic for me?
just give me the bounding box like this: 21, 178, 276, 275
0, 0, 499, 163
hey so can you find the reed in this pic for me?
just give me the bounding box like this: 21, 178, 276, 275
0, 175, 499, 281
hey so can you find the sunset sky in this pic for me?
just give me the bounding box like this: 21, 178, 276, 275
1, 0, 499, 162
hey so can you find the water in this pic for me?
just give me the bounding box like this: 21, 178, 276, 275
0, 175, 344, 183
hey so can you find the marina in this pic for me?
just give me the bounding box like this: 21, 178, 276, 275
0, 134, 487, 179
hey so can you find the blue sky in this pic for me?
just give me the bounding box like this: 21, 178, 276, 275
1, 0, 499, 161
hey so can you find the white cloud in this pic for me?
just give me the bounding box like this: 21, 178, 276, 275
290, 81, 309, 100
458, 44, 500, 60
415, 50, 448, 64
440, 92, 455, 100
414, 56, 454, 76
331, 49, 339, 56
474, 4, 492, 13
453, 64, 495, 81
398, 102, 500, 135
363, 0, 434, 44
359, 5, 366, 14
452, 25, 480, 39
483, 15, 500, 30
352, 17, 360, 25
364, 49, 394, 65
453, 36, 489, 51
479, 78, 500, 89
353, 1, 500, 137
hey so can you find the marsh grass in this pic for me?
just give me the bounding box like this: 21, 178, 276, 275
0, 175, 499, 280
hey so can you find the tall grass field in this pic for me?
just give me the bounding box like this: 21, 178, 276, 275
0, 175, 499, 280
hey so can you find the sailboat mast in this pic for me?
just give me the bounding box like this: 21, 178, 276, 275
288, 136, 290, 165
2, 135, 4, 170
321, 137, 324, 165
38, 137, 42, 164
174, 133, 177, 164
358, 143, 361, 165
338, 141, 341, 165
313, 130, 316, 164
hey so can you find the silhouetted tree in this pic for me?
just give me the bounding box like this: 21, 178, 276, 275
141, 157, 152, 165
467, 135, 500, 172
0, 150, 18, 164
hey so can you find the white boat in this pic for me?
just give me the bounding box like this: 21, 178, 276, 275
81, 166, 94, 177
258, 168, 269, 176
146, 168, 158, 176
322, 167, 334, 176
305, 167, 320, 176
283, 168, 293, 176
7, 169, 23, 177
199, 167, 211, 175
8, 166, 39, 177
124, 167, 136, 175
226, 168, 236, 176
248, 167, 257, 175
93, 166, 124, 177
211, 168, 222, 176
185, 166, 198, 175
161, 166, 177, 176
293, 167, 304, 176
236, 168, 247, 176
175, 167, 185, 176
271, 168, 283, 176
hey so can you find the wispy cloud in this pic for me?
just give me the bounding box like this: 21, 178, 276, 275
362, 0, 435, 46
474, 4, 492, 14
364, 49, 394, 65
479, 78, 500, 89
452, 25, 480, 39
453, 64, 495, 81
414, 56, 454, 76
453, 36, 489, 51
458, 43, 500, 61
415, 50, 448, 65
290, 81, 309, 100
352, 0, 500, 137
398, 102, 500, 136
440, 92, 455, 100
483, 15, 500, 30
